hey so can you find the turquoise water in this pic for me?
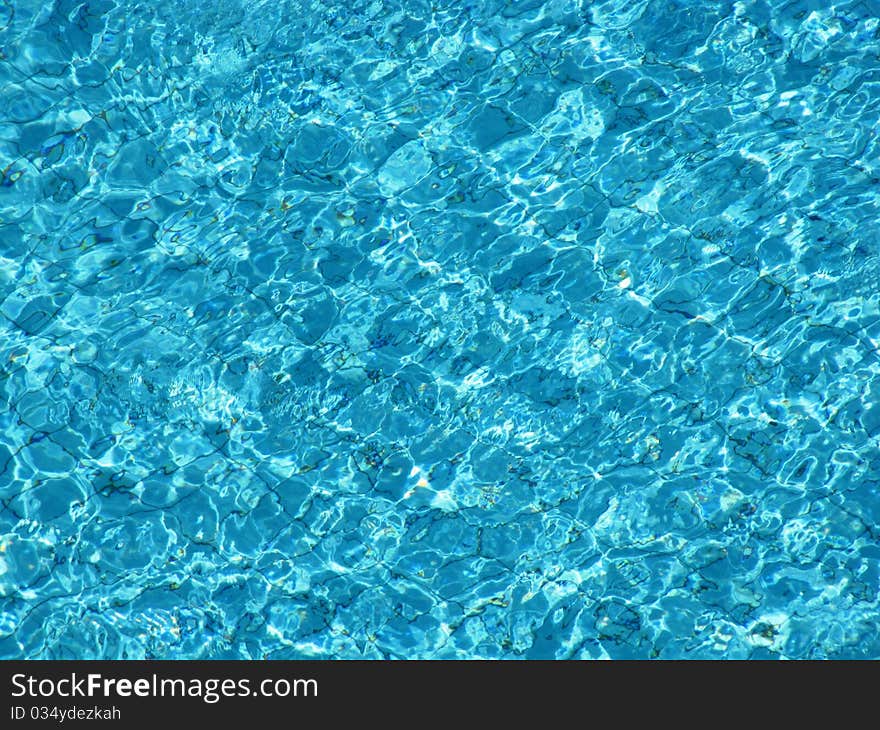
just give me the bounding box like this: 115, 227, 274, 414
1, 0, 880, 660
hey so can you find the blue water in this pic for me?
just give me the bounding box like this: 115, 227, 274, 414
1, 0, 879, 660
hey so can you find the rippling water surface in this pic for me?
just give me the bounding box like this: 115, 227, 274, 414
2, 0, 880, 659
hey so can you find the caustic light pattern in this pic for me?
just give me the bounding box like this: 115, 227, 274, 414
2, 0, 880, 659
